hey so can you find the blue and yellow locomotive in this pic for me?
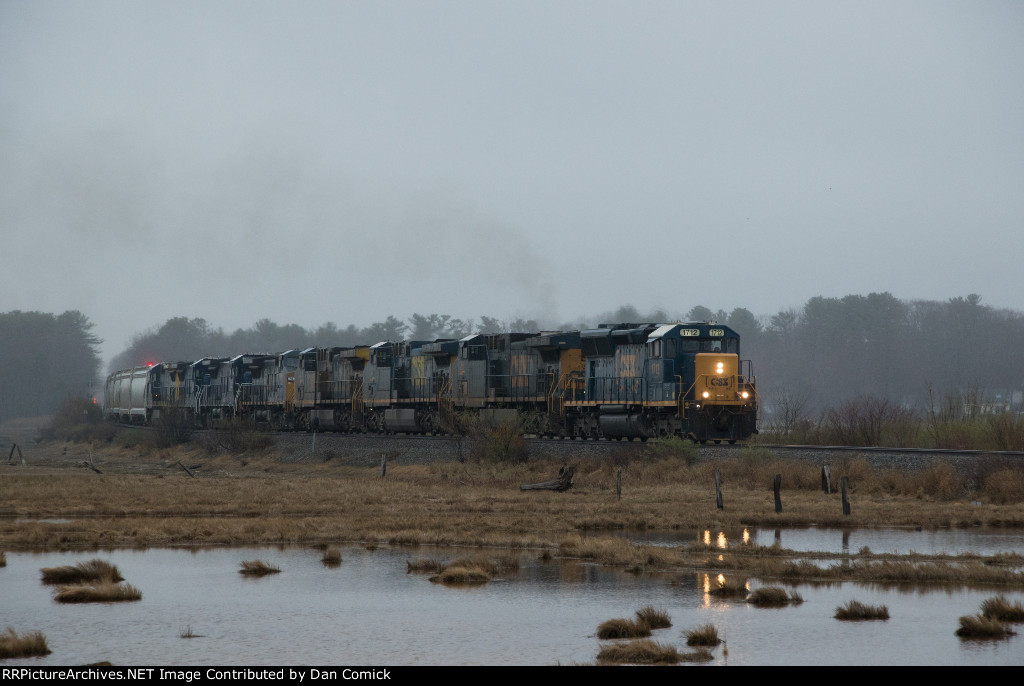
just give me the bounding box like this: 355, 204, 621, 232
104, 321, 758, 442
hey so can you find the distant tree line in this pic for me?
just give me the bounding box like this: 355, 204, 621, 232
0, 310, 102, 422
4, 294, 1020, 423
106, 294, 1024, 417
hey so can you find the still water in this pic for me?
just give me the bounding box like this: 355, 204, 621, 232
3, 528, 1023, 666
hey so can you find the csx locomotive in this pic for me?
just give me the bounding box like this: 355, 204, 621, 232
104, 322, 758, 442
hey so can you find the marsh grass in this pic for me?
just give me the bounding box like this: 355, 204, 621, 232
321, 548, 342, 566
747, 586, 802, 607
426, 554, 520, 586
980, 595, 1024, 622
0, 628, 51, 659
635, 606, 672, 629
429, 564, 491, 585
834, 600, 890, 620
685, 623, 721, 647
597, 618, 652, 640
596, 639, 683, 665
53, 581, 142, 604
179, 625, 203, 639
956, 614, 1016, 639
239, 560, 280, 576
709, 576, 749, 598
41, 559, 123, 585
406, 558, 445, 574
0, 552, 5, 567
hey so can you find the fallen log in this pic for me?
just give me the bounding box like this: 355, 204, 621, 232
520, 465, 575, 492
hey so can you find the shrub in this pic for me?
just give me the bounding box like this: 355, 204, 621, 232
203, 418, 274, 454
40, 397, 112, 443
151, 409, 195, 448
467, 415, 528, 464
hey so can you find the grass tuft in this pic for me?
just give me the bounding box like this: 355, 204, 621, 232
0, 552, 6, 568
956, 614, 1017, 639
0, 628, 51, 658
597, 618, 651, 640
407, 558, 445, 574
239, 560, 280, 576
748, 586, 801, 607
321, 548, 342, 566
635, 605, 672, 629
53, 581, 142, 604
179, 625, 203, 639
596, 639, 683, 665
709, 576, 748, 598
429, 564, 491, 585
41, 559, 124, 585
980, 595, 1024, 622
834, 600, 890, 620
685, 623, 721, 647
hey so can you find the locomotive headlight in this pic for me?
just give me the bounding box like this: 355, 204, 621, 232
741, 391, 749, 399
716, 362, 724, 372
702, 391, 710, 399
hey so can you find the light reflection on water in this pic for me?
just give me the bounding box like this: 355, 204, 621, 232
621, 526, 1024, 557
2, 534, 1023, 666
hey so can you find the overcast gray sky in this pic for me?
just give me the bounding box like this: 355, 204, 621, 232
2, 0, 1022, 363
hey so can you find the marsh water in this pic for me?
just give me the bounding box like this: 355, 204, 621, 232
4, 527, 1023, 666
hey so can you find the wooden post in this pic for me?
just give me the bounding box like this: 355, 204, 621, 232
821, 465, 832, 494
841, 477, 851, 515
773, 474, 782, 513
177, 461, 196, 478
616, 469, 622, 501
311, 429, 316, 457
380, 453, 387, 479
714, 469, 723, 510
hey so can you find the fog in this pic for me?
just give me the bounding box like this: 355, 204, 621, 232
2, 1, 1022, 366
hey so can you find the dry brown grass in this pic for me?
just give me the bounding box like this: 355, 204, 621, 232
956, 614, 1017, 639
596, 639, 685, 665
709, 575, 749, 598
980, 595, 1024, 622
41, 559, 124, 585
685, 623, 721, 647
835, 600, 890, 620
53, 581, 142, 603
597, 618, 651, 640
747, 586, 801, 607
429, 564, 491, 586
239, 560, 280, 576
3, 439, 1024, 599
0, 628, 51, 658
406, 558, 445, 574
321, 547, 342, 566
635, 606, 672, 629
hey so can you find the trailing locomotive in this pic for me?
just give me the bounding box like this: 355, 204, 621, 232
104, 322, 759, 442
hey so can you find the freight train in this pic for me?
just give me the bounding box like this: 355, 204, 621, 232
104, 322, 759, 443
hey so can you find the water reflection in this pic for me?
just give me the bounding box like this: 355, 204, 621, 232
616, 525, 1024, 558
1, 535, 1022, 666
